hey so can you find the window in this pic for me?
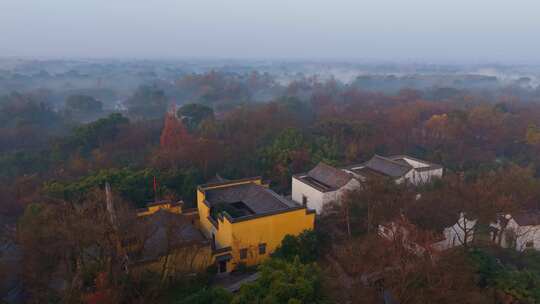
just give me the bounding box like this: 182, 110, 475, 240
239, 248, 248, 259
302, 195, 308, 206
258, 243, 267, 255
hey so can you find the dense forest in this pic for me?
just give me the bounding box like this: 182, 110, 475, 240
2, 67, 540, 303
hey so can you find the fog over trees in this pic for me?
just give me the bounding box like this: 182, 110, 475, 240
1, 59, 540, 303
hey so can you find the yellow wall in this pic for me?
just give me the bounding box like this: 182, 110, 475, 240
196, 178, 315, 271
196, 178, 264, 244
131, 242, 212, 281
228, 208, 314, 268
137, 203, 182, 217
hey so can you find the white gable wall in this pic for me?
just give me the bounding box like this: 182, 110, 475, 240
291, 176, 360, 214
499, 218, 540, 251
401, 157, 429, 168
403, 168, 443, 185
326, 178, 361, 204
292, 176, 325, 213
433, 213, 477, 250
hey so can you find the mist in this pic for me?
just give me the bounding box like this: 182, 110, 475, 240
1, 0, 540, 63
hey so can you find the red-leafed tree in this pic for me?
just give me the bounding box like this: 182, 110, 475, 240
160, 107, 192, 151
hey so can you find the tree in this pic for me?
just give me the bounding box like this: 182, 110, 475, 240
126, 85, 168, 120
469, 248, 540, 303
272, 230, 321, 263
160, 109, 192, 151
18, 189, 148, 303
326, 178, 414, 237
0, 92, 66, 152
155, 109, 194, 169
232, 257, 324, 304
259, 128, 312, 188
65, 95, 103, 120
177, 103, 214, 132
178, 287, 232, 304
68, 113, 129, 155
328, 233, 491, 304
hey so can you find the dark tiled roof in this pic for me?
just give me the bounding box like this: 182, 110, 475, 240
348, 166, 387, 179
513, 211, 540, 226
364, 155, 412, 177
140, 210, 207, 260
205, 183, 298, 215
306, 162, 353, 191
388, 155, 443, 170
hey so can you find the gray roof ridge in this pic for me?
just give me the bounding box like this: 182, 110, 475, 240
387, 154, 442, 169
312, 161, 353, 176
307, 161, 353, 188
253, 183, 299, 208
511, 209, 540, 226
373, 154, 413, 169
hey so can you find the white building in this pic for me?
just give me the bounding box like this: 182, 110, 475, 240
379, 213, 477, 252
432, 213, 477, 250
347, 155, 443, 186
292, 155, 444, 214
292, 162, 360, 214
492, 211, 540, 251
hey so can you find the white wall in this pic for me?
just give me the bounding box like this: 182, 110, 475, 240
326, 179, 361, 203
433, 213, 476, 250
401, 157, 429, 168
499, 218, 540, 251
404, 168, 443, 185
380, 213, 475, 252
291, 176, 361, 214
291, 176, 326, 214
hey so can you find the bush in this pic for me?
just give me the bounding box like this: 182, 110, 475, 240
271, 230, 321, 263
469, 248, 540, 303
232, 257, 324, 304
177, 287, 233, 304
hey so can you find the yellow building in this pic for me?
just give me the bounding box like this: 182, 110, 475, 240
131, 201, 213, 281
136, 200, 183, 217
196, 177, 315, 273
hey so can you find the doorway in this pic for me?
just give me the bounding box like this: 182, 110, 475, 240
218, 260, 227, 273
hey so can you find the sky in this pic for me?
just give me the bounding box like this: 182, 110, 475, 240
1, 0, 539, 63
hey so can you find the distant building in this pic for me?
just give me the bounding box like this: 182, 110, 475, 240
131, 177, 315, 276
292, 162, 360, 214
136, 200, 183, 217
492, 211, 540, 251
378, 212, 476, 254
292, 155, 443, 214
347, 155, 443, 185
197, 177, 315, 273
431, 213, 477, 250
131, 202, 213, 280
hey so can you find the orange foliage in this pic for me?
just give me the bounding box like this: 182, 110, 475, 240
160, 107, 192, 151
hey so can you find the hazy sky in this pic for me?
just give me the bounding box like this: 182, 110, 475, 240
1, 0, 539, 63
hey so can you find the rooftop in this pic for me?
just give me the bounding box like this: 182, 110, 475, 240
138, 210, 208, 261
295, 162, 353, 192
203, 181, 301, 219
348, 155, 442, 179
513, 211, 540, 226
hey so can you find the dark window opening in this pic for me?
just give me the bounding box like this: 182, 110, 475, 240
258, 243, 267, 255
230, 201, 255, 216
240, 248, 248, 259
218, 260, 227, 273
210, 201, 255, 220
302, 195, 308, 206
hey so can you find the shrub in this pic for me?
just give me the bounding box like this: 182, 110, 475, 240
272, 230, 321, 263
